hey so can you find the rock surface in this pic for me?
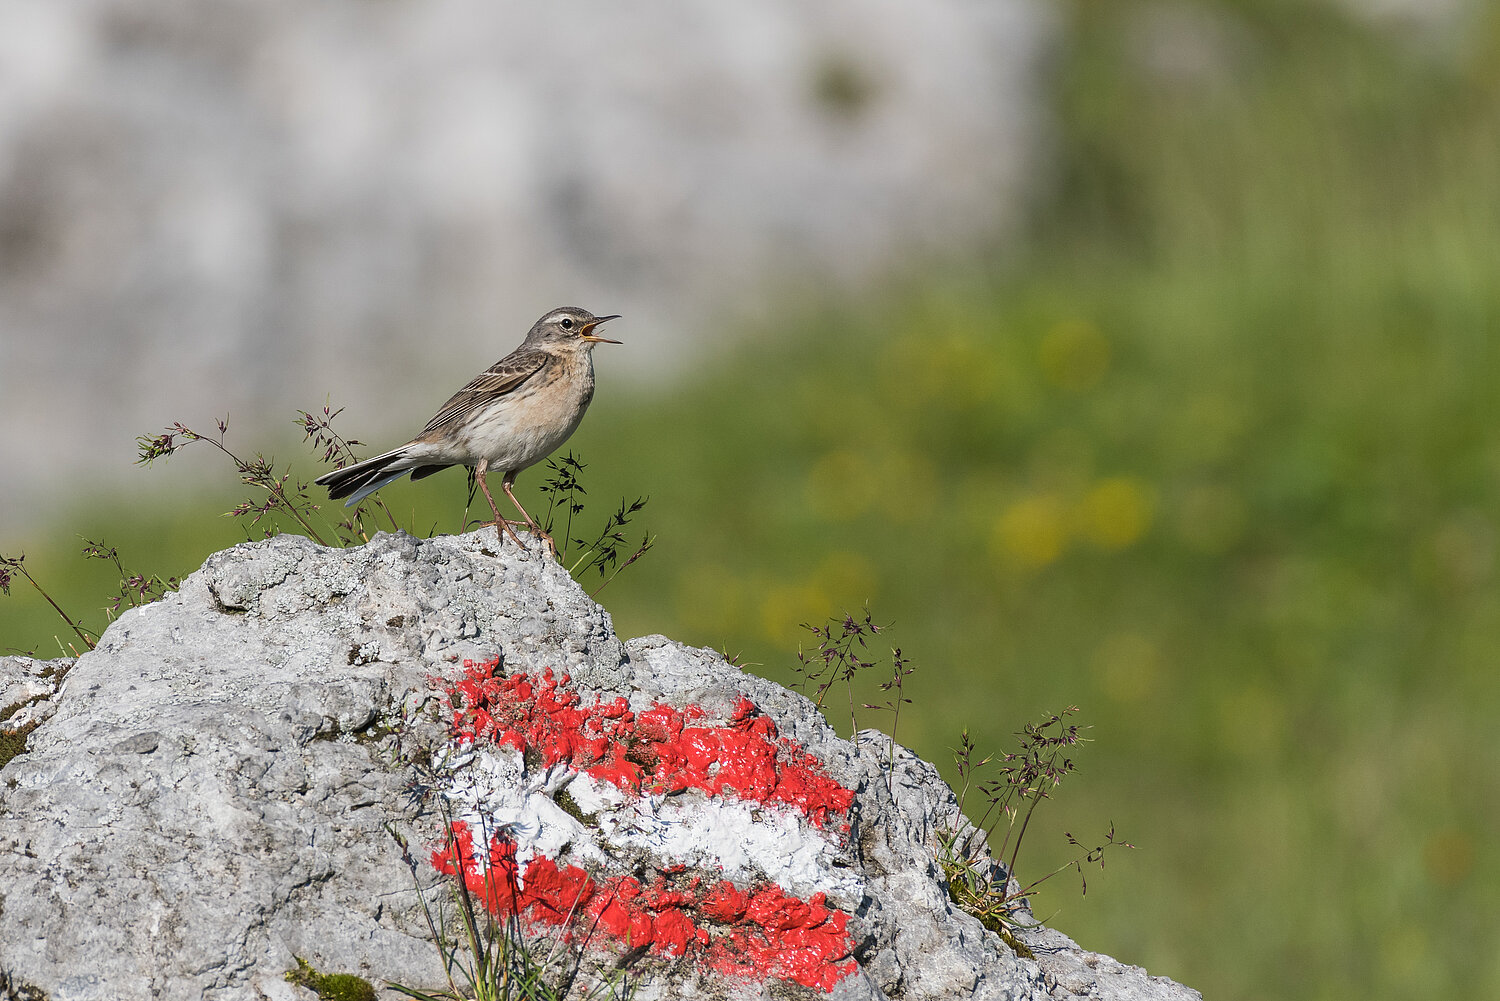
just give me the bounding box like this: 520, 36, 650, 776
0, 531, 1199, 1001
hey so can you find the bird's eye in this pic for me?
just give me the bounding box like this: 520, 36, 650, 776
560, 317, 574, 330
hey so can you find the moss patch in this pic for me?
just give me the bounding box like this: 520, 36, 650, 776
0, 968, 50, 1000
0, 719, 40, 771
554, 786, 597, 826
285, 957, 377, 1001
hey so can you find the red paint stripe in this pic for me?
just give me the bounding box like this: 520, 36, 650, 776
440, 660, 855, 826
433, 822, 858, 991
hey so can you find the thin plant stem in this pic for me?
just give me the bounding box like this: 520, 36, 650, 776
1, 558, 96, 651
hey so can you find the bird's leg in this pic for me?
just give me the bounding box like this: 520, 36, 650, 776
502, 471, 556, 556
474, 460, 524, 547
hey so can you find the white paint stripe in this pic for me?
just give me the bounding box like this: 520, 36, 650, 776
440, 746, 865, 906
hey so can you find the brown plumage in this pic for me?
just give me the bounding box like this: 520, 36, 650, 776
315, 306, 620, 549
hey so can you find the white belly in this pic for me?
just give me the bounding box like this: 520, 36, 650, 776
454, 358, 595, 473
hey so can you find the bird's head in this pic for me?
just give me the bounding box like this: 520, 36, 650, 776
528, 307, 622, 349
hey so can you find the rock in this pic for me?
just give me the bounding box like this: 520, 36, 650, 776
0, 656, 72, 771
0, 657, 70, 734
0, 531, 1199, 1001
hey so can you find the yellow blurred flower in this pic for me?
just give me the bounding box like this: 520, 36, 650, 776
1081, 476, 1155, 550
1038, 319, 1110, 392
992, 494, 1069, 568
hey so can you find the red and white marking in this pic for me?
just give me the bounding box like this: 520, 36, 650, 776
431, 661, 862, 992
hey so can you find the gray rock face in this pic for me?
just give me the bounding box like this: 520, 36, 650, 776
0, 657, 70, 738
0, 532, 1198, 1001
0, 0, 1051, 529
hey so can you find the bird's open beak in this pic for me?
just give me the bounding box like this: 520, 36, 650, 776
581, 314, 622, 343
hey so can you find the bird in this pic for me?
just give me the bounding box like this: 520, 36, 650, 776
315, 306, 620, 551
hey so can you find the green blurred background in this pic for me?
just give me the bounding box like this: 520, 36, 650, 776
4, 4, 1497, 999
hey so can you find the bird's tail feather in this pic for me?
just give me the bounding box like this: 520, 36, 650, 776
314, 446, 444, 507
339, 468, 412, 508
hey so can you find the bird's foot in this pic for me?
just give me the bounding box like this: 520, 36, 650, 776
478, 518, 525, 548
512, 520, 558, 558
527, 525, 558, 558
541, 532, 558, 559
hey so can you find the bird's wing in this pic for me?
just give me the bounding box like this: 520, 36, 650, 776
420, 348, 551, 435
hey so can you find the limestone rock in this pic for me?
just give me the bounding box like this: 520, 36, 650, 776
0, 531, 1198, 1001
0, 657, 70, 735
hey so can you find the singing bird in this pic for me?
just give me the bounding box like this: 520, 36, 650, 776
315, 306, 620, 550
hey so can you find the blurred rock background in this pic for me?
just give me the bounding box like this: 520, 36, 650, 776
3, 2, 1498, 1001
0, 0, 1046, 527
